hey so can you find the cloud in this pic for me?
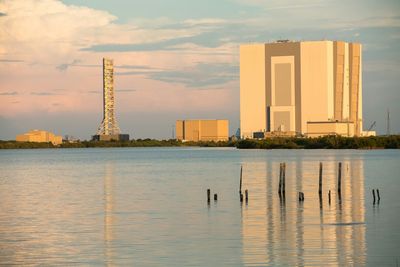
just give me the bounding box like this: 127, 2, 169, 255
0, 0, 117, 63
0, 59, 24, 63
116, 89, 136, 92
56, 59, 81, 71
87, 90, 101, 94
115, 64, 157, 70
82, 30, 229, 52
0, 91, 18, 95
30, 91, 59, 96
147, 62, 238, 88
113, 62, 238, 88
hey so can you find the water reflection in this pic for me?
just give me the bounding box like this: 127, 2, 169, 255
104, 162, 115, 267
241, 158, 366, 266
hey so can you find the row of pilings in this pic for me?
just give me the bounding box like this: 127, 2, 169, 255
207, 162, 381, 206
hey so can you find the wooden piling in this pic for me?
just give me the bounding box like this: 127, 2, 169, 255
328, 190, 331, 205
319, 193, 323, 209
214, 193, 218, 201
207, 189, 211, 202
298, 192, 304, 202
372, 189, 376, 203
338, 162, 342, 195
240, 193, 243, 203
319, 162, 323, 195
377, 189, 381, 201
278, 163, 282, 194
245, 189, 248, 203
282, 163, 286, 195
239, 165, 243, 195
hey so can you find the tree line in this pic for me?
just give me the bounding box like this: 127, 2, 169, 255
0, 135, 399, 149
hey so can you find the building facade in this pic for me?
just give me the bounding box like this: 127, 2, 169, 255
240, 40, 363, 138
176, 120, 229, 142
16, 130, 62, 145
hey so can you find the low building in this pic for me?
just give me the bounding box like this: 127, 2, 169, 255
16, 130, 62, 145
176, 120, 229, 142
306, 121, 355, 137
92, 134, 130, 141
361, 131, 377, 137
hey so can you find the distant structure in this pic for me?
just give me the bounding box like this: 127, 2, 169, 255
176, 120, 229, 142
16, 130, 62, 145
93, 58, 129, 141
240, 40, 370, 138
64, 135, 79, 143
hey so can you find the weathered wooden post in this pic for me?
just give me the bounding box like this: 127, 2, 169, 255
207, 189, 211, 203
239, 165, 243, 196
240, 193, 243, 203
337, 162, 342, 195
278, 163, 282, 194
319, 193, 323, 209
328, 190, 331, 205
372, 189, 376, 204
282, 163, 286, 195
377, 189, 381, 201
214, 193, 218, 201
245, 189, 248, 203
298, 192, 305, 202
319, 162, 323, 195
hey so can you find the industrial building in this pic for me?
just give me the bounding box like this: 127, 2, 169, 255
93, 58, 129, 141
16, 130, 62, 145
176, 120, 229, 142
240, 40, 366, 138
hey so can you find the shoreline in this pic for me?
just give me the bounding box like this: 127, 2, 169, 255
1, 135, 399, 149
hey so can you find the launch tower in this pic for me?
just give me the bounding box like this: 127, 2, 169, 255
92, 58, 129, 141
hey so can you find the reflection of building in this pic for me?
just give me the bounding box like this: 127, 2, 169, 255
241, 158, 366, 266
93, 58, 129, 141
240, 40, 364, 138
176, 119, 229, 141
16, 129, 62, 145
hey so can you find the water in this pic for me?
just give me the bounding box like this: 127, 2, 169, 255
0, 148, 399, 266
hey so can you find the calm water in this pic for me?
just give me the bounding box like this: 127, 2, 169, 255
0, 148, 399, 266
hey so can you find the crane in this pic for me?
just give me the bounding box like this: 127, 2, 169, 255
367, 121, 376, 131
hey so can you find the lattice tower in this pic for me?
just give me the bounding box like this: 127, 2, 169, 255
97, 58, 121, 135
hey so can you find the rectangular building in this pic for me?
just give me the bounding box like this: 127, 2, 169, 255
176, 120, 229, 142
240, 40, 363, 138
16, 130, 62, 145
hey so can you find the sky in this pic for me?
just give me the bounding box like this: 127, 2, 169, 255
0, 0, 399, 140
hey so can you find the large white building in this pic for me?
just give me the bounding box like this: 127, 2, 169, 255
240, 40, 366, 138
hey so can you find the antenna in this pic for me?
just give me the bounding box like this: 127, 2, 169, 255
387, 109, 390, 136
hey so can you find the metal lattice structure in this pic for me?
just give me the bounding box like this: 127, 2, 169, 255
97, 58, 121, 135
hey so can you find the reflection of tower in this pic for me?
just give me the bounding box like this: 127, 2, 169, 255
104, 162, 115, 266
97, 58, 120, 136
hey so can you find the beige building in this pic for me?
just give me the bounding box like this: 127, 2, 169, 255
240, 40, 364, 138
16, 130, 62, 145
176, 120, 229, 142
